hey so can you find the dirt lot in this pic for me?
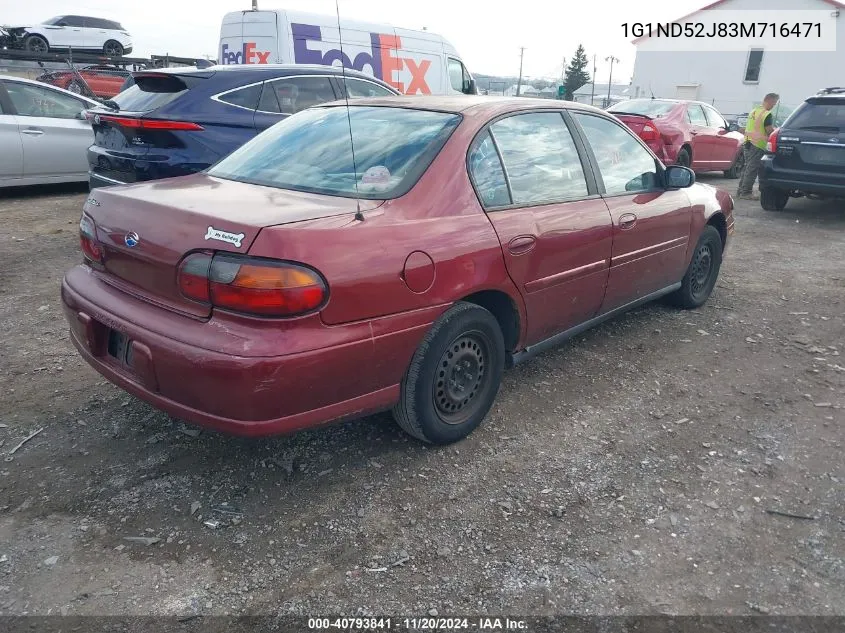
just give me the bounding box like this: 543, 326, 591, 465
0, 178, 843, 617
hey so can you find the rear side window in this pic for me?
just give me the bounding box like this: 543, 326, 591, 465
786, 100, 845, 131
217, 83, 262, 110
687, 104, 707, 126
112, 74, 205, 112
4, 81, 86, 118
258, 77, 336, 115
702, 104, 727, 129
489, 112, 588, 204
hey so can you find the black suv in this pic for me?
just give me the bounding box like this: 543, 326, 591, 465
759, 87, 845, 211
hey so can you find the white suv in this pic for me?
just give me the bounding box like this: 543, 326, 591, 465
17, 15, 133, 57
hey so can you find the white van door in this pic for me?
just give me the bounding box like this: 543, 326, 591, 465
220, 11, 279, 65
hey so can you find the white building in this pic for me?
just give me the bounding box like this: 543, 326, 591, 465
630, 0, 845, 119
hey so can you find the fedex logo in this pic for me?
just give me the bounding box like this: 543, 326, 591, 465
292, 23, 431, 95
220, 42, 271, 65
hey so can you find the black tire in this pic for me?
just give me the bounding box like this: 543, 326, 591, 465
392, 302, 505, 445
724, 150, 744, 178
103, 40, 123, 57
676, 147, 691, 168
25, 35, 49, 53
760, 188, 789, 211
667, 225, 723, 309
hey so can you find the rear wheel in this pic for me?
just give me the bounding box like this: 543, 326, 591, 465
25, 35, 49, 53
67, 80, 83, 94
667, 225, 723, 309
724, 150, 744, 178
103, 40, 123, 57
676, 147, 691, 169
392, 302, 505, 445
760, 188, 789, 211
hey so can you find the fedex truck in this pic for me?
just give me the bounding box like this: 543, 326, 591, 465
218, 9, 477, 96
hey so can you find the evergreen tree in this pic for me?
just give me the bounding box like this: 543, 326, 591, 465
563, 45, 591, 100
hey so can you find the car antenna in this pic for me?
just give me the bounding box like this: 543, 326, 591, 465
335, 0, 365, 222
649, 83, 655, 99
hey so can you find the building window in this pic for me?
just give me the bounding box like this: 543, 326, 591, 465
744, 49, 764, 83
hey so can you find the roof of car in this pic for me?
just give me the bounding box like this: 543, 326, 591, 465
315, 95, 615, 116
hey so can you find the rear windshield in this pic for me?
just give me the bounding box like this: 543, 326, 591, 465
786, 100, 845, 131
111, 74, 205, 112
608, 99, 677, 117
208, 106, 462, 199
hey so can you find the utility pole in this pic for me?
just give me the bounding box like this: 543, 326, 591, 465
605, 55, 619, 108
590, 54, 597, 106
516, 47, 526, 97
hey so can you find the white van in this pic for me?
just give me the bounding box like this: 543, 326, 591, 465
219, 9, 476, 96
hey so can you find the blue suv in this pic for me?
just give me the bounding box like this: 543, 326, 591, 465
86, 64, 399, 188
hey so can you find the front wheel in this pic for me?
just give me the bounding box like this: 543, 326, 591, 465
666, 225, 723, 309
393, 302, 505, 445
676, 147, 691, 168
25, 35, 49, 53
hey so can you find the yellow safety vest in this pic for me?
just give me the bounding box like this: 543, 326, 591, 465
745, 105, 771, 150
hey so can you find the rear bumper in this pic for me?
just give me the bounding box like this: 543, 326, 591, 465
760, 156, 845, 197
89, 170, 127, 189
61, 265, 437, 436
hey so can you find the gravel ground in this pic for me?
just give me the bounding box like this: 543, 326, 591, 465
0, 178, 843, 617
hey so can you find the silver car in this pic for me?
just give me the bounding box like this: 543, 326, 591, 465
0, 75, 99, 188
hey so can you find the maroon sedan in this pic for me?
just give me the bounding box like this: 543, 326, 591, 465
608, 99, 746, 178
62, 97, 734, 444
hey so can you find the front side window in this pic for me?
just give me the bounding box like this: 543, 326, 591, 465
572, 112, 659, 195
340, 78, 395, 99
703, 104, 727, 129
489, 112, 588, 205
468, 131, 511, 208
208, 106, 461, 199
5, 82, 85, 119
257, 76, 336, 115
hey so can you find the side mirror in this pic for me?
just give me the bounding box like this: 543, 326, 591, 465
464, 78, 477, 95
665, 165, 695, 189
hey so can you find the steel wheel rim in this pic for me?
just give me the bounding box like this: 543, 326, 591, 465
68, 82, 81, 94
690, 243, 713, 300
30, 39, 46, 53
433, 331, 490, 425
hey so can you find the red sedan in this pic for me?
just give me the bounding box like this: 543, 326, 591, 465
62, 97, 734, 444
608, 99, 746, 178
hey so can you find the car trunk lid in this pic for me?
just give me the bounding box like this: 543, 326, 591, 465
86, 174, 382, 318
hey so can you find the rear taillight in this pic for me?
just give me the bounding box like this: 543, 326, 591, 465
79, 214, 103, 264
766, 128, 779, 153
177, 253, 328, 317
85, 112, 203, 131
640, 122, 660, 142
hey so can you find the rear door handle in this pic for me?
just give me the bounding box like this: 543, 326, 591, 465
21, 128, 44, 136
619, 213, 637, 230
507, 235, 537, 255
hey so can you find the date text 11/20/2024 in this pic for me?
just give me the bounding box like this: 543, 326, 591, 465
307, 617, 529, 630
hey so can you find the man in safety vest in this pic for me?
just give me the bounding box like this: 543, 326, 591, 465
736, 92, 779, 200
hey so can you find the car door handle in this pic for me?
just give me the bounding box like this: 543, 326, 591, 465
619, 213, 637, 230
508, 235, 537, 255
21, 128, 44, 136
690, 131, 699, 136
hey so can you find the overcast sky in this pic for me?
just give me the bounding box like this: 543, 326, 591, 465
3, 0, 705, 82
